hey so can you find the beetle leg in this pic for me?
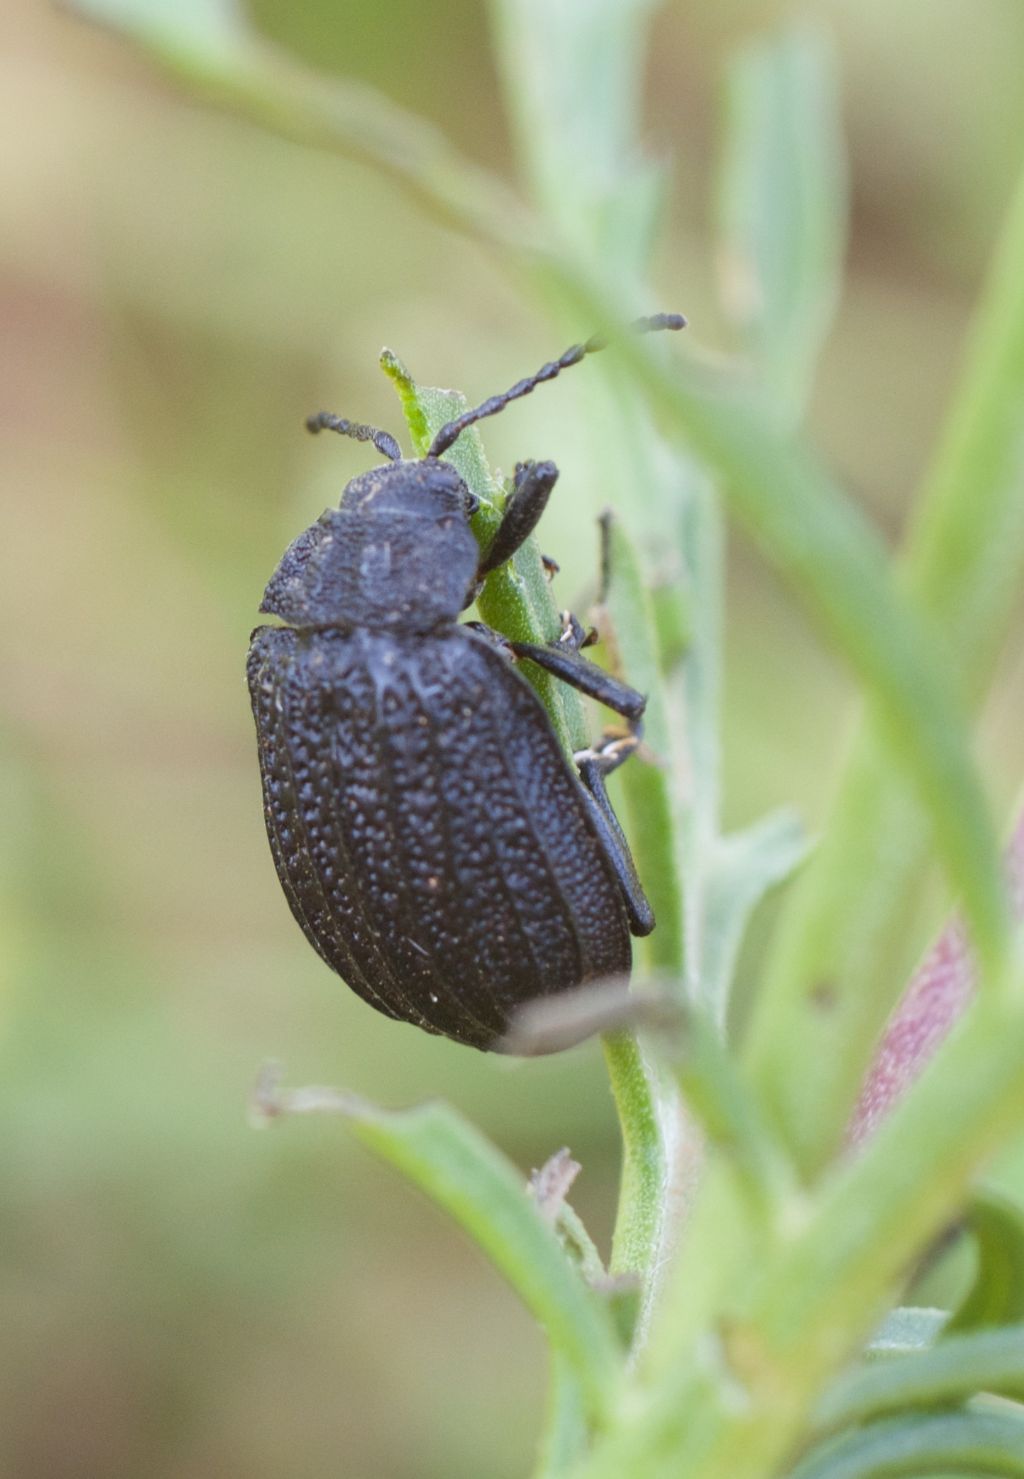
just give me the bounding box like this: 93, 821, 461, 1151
506, 637, 646, 723
554, 608, 600, 654
465, 616, 652, 933
573, 728, 639, 777
462, 620, 514, 657
476, 460, 560, 577
575, 752, 654, 937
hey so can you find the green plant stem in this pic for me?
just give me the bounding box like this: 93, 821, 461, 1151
601, 1033, 670, 1280
486, 0, 706, 1374
602, 1030, 702, 1355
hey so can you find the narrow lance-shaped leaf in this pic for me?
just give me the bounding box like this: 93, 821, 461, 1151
597, 514, 684, 975
716, 24, 847, 424
254, 1073, 622, 1422
701, 807, 809, 1028
488, 0, 664, 272
740, 166, 1024, 1177
67, 0, 533, 255
949, 1190, 1024, 1333
790, 1408, 1024, 1479
816, 1323, 1024, 1435
533, 1352, 589, 1479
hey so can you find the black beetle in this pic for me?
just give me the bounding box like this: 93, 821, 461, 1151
248, 315, 685, 1051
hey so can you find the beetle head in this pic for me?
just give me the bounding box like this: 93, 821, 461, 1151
260, 457, 480, 631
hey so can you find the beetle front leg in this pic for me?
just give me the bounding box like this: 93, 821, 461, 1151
476, 460, 560, 578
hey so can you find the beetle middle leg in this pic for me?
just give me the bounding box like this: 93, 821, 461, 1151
507, 635, 646, 724
507, 630, 654, 933
466, 599, 654, 934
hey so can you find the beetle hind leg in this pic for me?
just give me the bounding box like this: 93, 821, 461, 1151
507, 598, 655, 934
575, 750, 654, 937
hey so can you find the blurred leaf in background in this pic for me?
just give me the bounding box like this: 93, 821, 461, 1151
2, 0, 1023, 1474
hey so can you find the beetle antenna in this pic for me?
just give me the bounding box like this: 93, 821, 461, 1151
427, 312, 687, 459
306, 413, 402, 463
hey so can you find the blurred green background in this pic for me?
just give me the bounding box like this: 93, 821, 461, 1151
2, 1, 1023, 1475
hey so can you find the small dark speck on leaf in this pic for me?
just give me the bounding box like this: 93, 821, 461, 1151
810, 979, 839, 1012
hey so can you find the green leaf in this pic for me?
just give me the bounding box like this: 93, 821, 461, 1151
488, 0, 665, 273
668, 1004, 790, 1206
67, 0, 531, 255
950, 1191, 1024, 1332
818, 1325, 1024, 1434
702, 807, 809, 1027
533, 1353, 590, 1478
66, 0, 245, 60
790, 1408, 1024, 1479
597, 515, 685, 975
716, 24, 847, 423
675, 475, 726, 1003
254, 1073, 622, 1421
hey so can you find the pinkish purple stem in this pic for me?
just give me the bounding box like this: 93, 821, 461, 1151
849, 808, 1024, 1148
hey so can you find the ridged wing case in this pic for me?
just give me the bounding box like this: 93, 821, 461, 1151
247, 622, 632, 1048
